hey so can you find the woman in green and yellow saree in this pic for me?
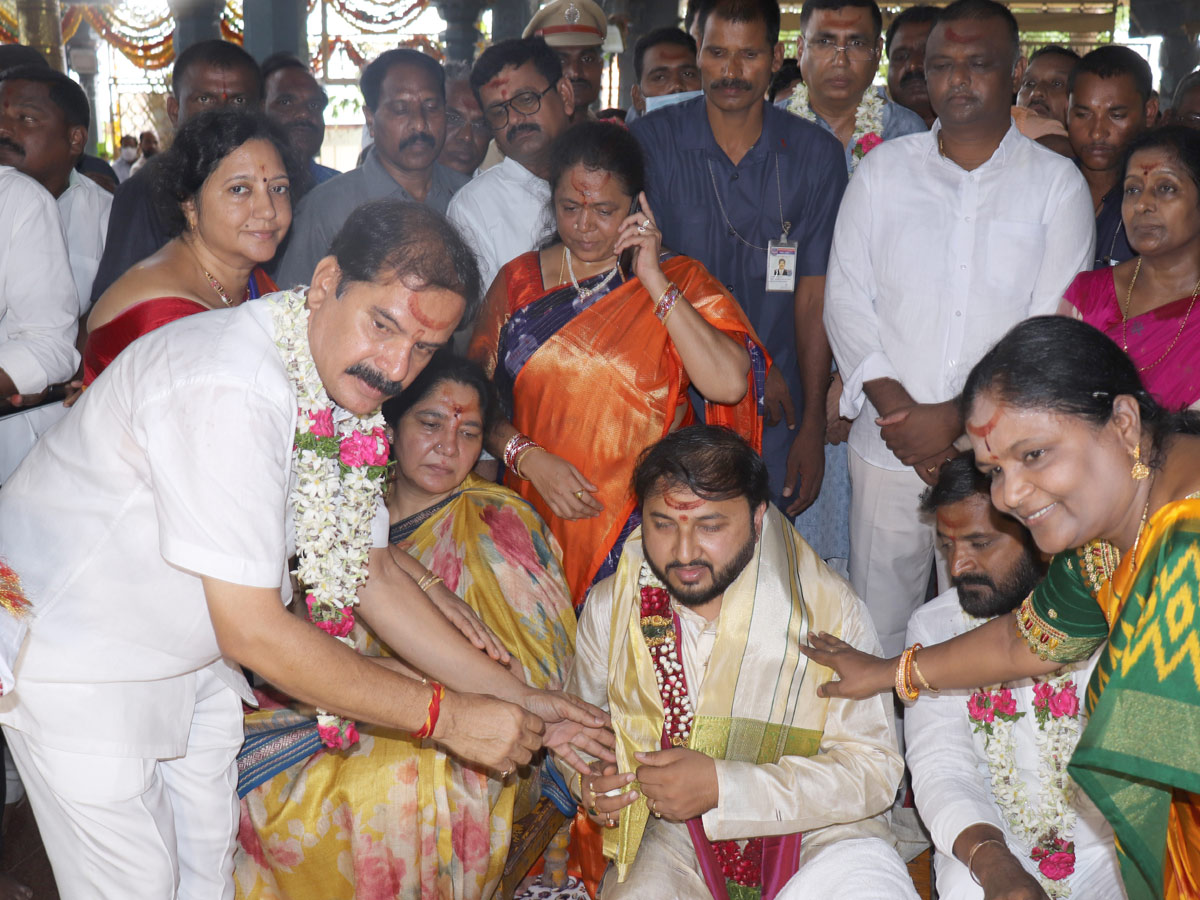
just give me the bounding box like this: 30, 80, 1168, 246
804, 316, 1200, 900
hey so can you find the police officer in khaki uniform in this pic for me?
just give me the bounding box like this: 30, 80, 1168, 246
523, 0, 608, 122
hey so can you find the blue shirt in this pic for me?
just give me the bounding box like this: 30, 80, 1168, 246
776, 88, 928, 175
629, 96, 847, 397
1093, 181, 1133, 269
309, 159, 341, 185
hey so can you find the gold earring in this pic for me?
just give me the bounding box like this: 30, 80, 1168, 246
1131, 442, 1151, 481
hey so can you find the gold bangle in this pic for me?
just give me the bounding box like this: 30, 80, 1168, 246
894, 644, 920, 702
966, 838, 1007, 886
417, 571, 443, 592
911, 649, 939, 694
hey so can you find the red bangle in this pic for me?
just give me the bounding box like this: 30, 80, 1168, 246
413, 681, 444, 739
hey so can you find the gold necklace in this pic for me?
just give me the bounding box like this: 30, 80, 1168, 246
1121, 256, 1200, 371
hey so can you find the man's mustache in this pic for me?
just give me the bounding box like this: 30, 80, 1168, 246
397, 132, 436, 152
0, 137, 24, 157
900, 69, 926, 88
952, 574, 996, 590
710, 78, 753, 92
506, 122, 541, 143
346, 363, 405, 397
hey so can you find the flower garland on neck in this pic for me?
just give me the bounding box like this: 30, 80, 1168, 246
638, 563, 763, 898
965, 608, 1082, 898
786, 83, 885, 171
270, 290, 392, 750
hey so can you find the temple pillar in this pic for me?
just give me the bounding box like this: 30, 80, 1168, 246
243, 0, 308, 63
16, 0, 65, 72
66, 20, 100, 153
166, 0, 222, 57
489, 0, 535, 44
436, 0, 488, 63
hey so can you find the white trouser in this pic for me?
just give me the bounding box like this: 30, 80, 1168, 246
601, 817, 919, 900
3, 667, 242, 900
778, 837, 920, 899
847, 449, 947, 658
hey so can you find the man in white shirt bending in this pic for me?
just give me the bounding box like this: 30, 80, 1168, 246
905, 455, 1125, 899
0, 200, 607, 900
448, 37, 574, 303
823, 0, 1094, 657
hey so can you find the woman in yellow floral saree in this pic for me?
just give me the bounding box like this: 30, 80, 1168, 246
804, 317, 1200, 900
234, 355, 576, 900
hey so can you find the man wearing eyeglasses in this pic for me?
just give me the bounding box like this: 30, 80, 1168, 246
276, 48, 469, 290
785, 0, 926, 174
447, 37, 574, 295
438, 62, 491, 177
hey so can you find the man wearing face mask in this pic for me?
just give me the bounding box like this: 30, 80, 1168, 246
447, 38, 574, 296
113, 134, 138, 182
276, 49, 468, 291
629, 28, 702, 120
524, 0, 606, 125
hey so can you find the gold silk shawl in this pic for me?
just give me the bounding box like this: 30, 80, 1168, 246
602, 507, 838, 880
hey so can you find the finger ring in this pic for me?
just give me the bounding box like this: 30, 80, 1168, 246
587, 803, 600, 817
501, 766, 513, 778
637, 224, 647, 233
574, 490, 585, 500
605, 813, 615, 827
926, 466, 936, 474
642, 219, 651, 228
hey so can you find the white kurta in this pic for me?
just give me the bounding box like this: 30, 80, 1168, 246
446, 155, 552, 293
567, 515, 915, 898
57, 168, 113, 315
905, 589, 1126, 899
823, 122, 1096, 657
0, 165, 79, 395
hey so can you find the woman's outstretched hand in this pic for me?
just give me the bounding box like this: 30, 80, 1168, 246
800, 632, 897, 699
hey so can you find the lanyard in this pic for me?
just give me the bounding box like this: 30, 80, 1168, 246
706, 153, 791, 251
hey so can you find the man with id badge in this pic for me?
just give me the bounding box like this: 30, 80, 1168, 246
630, 0, 847, 560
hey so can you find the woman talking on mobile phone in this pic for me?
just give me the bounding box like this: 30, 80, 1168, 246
469, 121, 766, 610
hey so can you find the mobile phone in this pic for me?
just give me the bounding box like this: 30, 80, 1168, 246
618, 196, 641, 280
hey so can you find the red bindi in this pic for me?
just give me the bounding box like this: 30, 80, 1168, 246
966, 409, 1001, 453
1141, 166, 1154, 176
406, 294, 456, 331
943, 26, 972, 42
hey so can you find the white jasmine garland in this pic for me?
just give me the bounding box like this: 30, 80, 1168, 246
968, 656, 1082, 899
271, 289, 391, 749
786, 83, 886, 172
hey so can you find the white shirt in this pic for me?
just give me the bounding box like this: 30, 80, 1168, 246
0, 165, 79, 394
905, 589, 1124, 898
447, 155, 553, 293
569, 559, 899, 848
57, 168, 113, 315
824, 123, 1094, 471
0, 298, 385, 757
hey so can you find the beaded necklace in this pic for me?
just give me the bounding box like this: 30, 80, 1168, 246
638, 563, 763, 896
